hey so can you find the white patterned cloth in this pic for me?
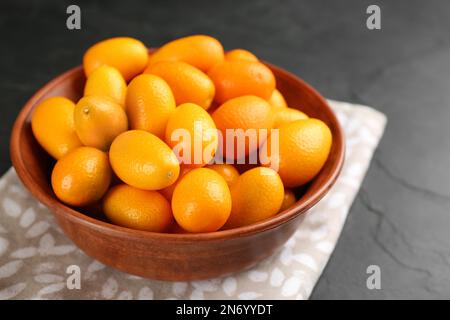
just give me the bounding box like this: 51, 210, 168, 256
0, 100, 386, 300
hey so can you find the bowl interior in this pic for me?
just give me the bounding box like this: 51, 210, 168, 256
13, 69, 85, 197
11, 63, 344, 238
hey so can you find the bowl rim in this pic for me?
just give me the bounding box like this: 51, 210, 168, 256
10, 62, 345, 243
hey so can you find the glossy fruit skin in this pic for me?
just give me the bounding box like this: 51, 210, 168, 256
280, 189, 296, 212
160, 166, 192, 201
84, 65, 127, 106
206, 164, 240, 186
103, 184, 173, 232
208, 60, 275, 104
51, 147, 112, 207
165, 103, 218, 168
83, 37, 148, 81
172, 168, 231, 233
268, 89, 288, 109
224, 167, 284, 229
109, 130, 180, 190
234, 162, 258, 174
31, 97, 82, 159
273, 107, 308, 128
169, 222, 191, 234
148, 35, 224, 72
144, 61, 215, 110
261, 119, 332, 187
212, 95, 273, 159
74, 96, 128, 151
126, 74, 176, 139
225, 49, 258, 62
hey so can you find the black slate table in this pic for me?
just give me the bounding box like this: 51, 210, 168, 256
1, 0, 449, 299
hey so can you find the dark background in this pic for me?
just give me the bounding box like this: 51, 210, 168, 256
2, 0, 450, 299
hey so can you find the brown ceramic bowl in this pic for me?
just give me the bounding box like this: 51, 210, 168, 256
10, 61, 345, 281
